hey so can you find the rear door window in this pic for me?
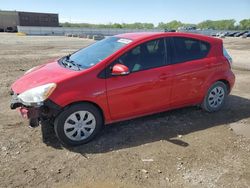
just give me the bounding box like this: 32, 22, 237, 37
223, 46, 232, 65
172, 37, 210, 64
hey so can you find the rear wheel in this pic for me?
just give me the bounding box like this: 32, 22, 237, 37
54, 103, 103, 146
202, 81, 227, 112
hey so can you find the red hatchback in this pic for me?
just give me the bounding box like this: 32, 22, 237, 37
10, 32, 235, 146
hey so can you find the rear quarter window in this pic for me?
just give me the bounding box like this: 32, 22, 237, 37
172, 37, 210, 64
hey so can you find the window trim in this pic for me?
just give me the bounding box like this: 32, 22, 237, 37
165, 37, 173, 65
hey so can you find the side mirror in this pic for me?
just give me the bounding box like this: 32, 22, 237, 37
111, 64, 130, 76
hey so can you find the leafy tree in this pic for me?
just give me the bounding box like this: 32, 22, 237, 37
157, 21, 195, 30
112, 23, 123, 28
158, 20, 183, 29
197, 20, 236, 30
239, 19, 250, 30
60, 19, 250, 30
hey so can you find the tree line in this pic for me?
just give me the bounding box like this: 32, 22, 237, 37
60, 19, 250, 30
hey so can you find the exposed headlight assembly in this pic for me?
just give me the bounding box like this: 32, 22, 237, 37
18, 83, 57, 106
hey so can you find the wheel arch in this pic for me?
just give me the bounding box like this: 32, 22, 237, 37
59, 100, 106, 124
202, 78, 231, 103
217, 79, 230, 94
201, 79, 228, 112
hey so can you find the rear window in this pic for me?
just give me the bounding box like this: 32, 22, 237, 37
223, 47, 231, 60
223, 46, 232, 64
172, 37, 210, 64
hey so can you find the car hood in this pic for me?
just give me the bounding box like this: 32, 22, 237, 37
11, 60, 80, 94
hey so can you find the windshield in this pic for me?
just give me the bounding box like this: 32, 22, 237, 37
59, 37, 132, 70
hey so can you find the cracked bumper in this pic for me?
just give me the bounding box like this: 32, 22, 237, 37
10, 92, 61, 120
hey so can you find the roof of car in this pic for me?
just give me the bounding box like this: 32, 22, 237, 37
116, 32, 163, 40
116, 32, 221, 43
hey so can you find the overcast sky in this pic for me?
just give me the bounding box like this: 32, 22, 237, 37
1, 0, 250, 25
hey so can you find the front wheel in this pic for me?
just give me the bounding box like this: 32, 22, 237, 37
202, 81, 228, 112
54, 103, 103, 146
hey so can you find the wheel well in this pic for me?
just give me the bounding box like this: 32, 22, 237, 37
63, 101, 105, 123
218, 79, 230, 94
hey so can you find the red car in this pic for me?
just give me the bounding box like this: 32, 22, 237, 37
10, 32, 235, 146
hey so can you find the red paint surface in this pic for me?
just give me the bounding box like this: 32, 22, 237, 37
11, 32, 235, 124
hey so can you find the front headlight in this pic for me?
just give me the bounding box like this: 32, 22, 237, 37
18, 83, 57, 105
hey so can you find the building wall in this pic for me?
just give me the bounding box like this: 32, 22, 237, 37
17, 26, 164, 35
0, 10, 59, 31
18, 12, 59, 27
17, 26, 230, 36
0, 11, 19, 31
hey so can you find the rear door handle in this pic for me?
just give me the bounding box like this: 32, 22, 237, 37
205, 64, 212, 68
159, 74, 169, 80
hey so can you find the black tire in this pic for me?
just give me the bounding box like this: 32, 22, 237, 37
54, 103, 103, 146
202, 81, 228, 112
41, 120, 55, 144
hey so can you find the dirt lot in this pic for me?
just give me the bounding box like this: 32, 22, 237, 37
0, 33, 250, 188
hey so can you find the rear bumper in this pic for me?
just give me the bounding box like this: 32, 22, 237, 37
228, 70, 236, 93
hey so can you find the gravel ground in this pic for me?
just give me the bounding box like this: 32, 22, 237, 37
0, 33, 249, 188
225, 38, 250, 71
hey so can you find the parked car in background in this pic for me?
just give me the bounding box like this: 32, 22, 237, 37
0, 28, 4, 32
216, 32, 229, 38
5, 27, 17, 32
224, 32, 231, 37
234, 31, 249, 37
177, 26, 196, 31
227, 31, 240, 37
242, 32, 250, 38
215, 32, 222, 37
164, 29, 176, 32
10, 32, 235, 146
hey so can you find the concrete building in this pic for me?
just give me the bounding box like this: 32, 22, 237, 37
0, 10, 59, 32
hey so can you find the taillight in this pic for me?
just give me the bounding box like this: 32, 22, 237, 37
223, 46, 232, 68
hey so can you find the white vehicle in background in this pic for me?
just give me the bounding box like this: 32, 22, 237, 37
242, 31, 250, 38
216, 32, 229, 38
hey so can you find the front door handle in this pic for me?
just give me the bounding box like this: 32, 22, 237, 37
159, 74, 169, 80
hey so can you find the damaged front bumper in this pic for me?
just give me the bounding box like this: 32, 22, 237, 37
10, 92, 61, 127
10, 93, 44, 110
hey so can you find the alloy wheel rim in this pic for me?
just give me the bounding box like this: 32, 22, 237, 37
64, 111, 96, 141
208, 86, 225, 108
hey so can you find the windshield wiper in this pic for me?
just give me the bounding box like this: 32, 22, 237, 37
61, 55, 82, 71
66, 54, 71, 60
